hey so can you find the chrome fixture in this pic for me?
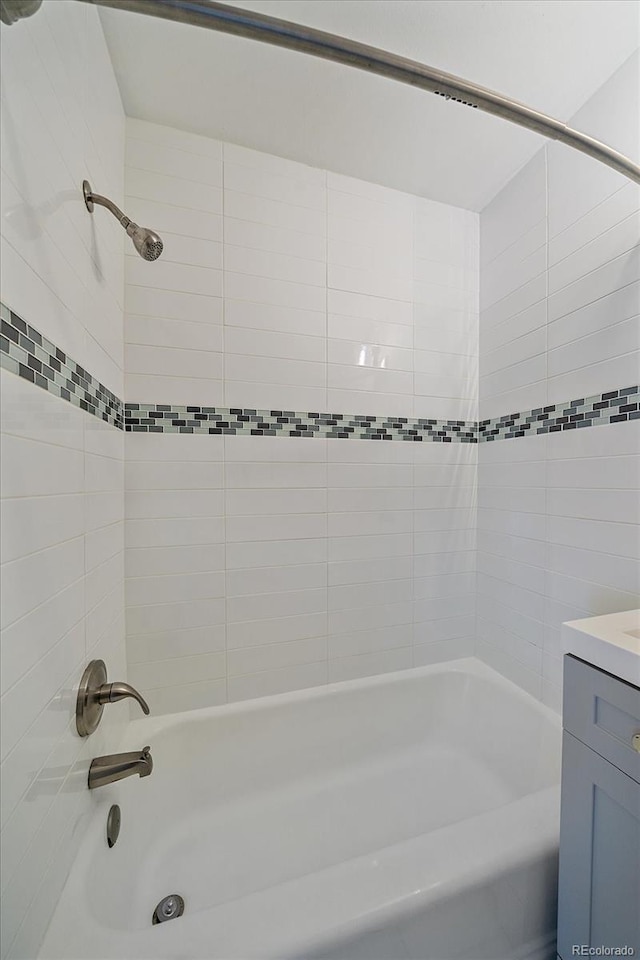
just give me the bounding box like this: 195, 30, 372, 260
106, 804, 121, 848
82, 180, 163, 261
88, 746, 153, 790
152, 894, 185, 925
76, 660, 150, 737
0, 0, 41, 25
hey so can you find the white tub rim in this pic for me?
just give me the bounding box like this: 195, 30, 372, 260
123, 656, 561, 746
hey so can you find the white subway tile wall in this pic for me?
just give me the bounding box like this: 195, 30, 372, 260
546, 53, 640, 406
126, 129, 331, 413
124, 428, 478, 708
478, 52, 640, 711
124, 120, 224, 407
477, 433, 548, 699
122, 118, 479, 712
0, 4, 125, 958
125, 118, 479, 420
479, 150, 548, 421
543, 423, 640, 709
124, 433, 226, 713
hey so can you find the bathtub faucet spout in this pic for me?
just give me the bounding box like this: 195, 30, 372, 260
88, 746, 153, 790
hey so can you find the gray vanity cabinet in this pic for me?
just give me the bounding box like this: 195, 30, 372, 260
557, 655, 640, 960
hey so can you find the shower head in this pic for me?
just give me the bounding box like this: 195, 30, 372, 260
82, 180, 163, 262
0, 0, 42, 25
125, 223, 164, 262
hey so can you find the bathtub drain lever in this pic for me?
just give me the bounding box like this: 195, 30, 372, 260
152, 895, 185, 925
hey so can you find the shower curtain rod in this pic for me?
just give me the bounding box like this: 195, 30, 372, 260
3, 0, 640, 184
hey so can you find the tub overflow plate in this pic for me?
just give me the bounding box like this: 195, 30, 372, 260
152, 895, 185, 925
106, 804, 121, 848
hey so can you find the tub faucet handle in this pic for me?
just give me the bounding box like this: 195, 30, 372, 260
97, 681, 150, 716
76, 661, 151, 736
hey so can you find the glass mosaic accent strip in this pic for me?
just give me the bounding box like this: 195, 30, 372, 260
0, 304, 123, 430
1, 302, 637, 444
478, 386, 639, 441
124, 404, 478, 442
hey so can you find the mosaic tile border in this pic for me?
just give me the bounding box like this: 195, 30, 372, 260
123, 404, 477, 442
1, 303, 637, 444
0, 305, 123, 429
478, 387, 639, 441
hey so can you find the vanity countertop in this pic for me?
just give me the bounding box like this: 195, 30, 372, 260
562, 609, 640, 688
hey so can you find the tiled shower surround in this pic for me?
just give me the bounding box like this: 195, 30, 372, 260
120, 126, 482, 713
477, 52, 639, 710
4, 55, 640, 726
121, 51, 640, 717
5, 302, 635, 713
3, 292, 637, 717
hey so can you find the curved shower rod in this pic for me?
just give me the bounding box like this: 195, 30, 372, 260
2, 0, 640, 185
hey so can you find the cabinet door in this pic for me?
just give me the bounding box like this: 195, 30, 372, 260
557, 731, 640, 960
563, 655, 640, 783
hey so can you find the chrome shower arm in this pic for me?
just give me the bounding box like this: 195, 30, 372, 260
78, 0, 640, 186
85, 186, 131, 229
82, 179, 163, 260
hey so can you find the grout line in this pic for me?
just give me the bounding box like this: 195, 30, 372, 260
221, 144, 229, 703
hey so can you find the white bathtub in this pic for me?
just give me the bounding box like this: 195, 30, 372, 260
40, 659, 561, 960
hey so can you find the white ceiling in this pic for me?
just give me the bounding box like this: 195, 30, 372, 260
99, 0, 640, 211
